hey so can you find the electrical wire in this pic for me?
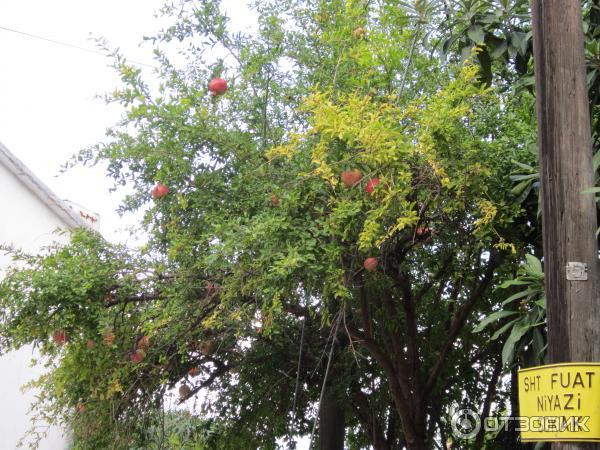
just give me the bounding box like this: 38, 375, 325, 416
0, 24, 155, 69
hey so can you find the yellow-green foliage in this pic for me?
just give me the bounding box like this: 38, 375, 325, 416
269, 64, 506, 250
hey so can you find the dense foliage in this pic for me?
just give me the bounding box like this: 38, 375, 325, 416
2, 0, 586, 449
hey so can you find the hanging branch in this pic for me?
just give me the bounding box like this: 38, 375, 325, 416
287, 318, 306, 444
398, 23, 422, 98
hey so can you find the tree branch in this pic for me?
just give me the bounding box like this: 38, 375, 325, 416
358, 276, 373, 338
425, 251, 502, 394
104, 291, 160, 308
414, 253, 454, 305
346, 325, 421, 446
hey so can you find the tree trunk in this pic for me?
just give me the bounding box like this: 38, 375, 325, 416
319, 385, 345, 450
403, 436, 428, 450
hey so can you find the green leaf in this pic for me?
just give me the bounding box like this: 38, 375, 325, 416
461, 45, 473, 61
474, 310, 519, 333
532, 328, 545, 359
524, 254, 543, 275
534, 296, 546, 309
593, 149, 600, 172
442, 35, 459, 56
509, 173, 538, 182
490, 40, 507, 59
510, 31, 529, 56
490, 318, 520, 341
467, 25, 485, 45
502, 288, 534, 306
502, 322, 531, 366
587, 69, 598, 88
512, 161, 535, 171
510, 180, 531, 196
580, 186, 600, 195
515, 183, 533, 204
498, 279, 529, 289
514, 75, 535, 88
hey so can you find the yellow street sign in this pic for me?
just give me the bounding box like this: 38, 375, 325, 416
518, 363, 600, 442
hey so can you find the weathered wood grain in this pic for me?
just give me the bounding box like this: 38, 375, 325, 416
532, 0, 600, 448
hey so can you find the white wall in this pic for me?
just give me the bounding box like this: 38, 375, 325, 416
0, 161, 71, 449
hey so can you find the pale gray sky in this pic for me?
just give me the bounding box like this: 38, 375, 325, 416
0, 0, 174, 242
0, 0, 256, 241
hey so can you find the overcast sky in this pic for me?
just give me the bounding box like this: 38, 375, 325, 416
0, 0, 172, 242
0, 0, 255, 243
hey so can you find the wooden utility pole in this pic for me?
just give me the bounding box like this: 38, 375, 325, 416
532, 0, 600, 449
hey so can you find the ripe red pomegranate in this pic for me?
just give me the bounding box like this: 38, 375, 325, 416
416, 227, 430, 237
103, 330, 116, 346
271, 193, 280, 207
130, 348, 146, 364
365, 178, 381, 195
340, 169, 362, 187
353, 27, 366, 39
151, 183, 169, 199
208, 77, 228, 96
52, 330, 69, 345
206, 282, 216, 296
363, 257, 378, 272
199, 341, 215, 356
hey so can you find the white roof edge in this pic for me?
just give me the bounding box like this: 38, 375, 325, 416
0, 141, 89, 230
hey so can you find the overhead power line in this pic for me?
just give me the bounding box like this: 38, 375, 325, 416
0, 24, 156, 69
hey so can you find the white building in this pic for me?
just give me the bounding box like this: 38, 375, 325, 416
0, 141, 99, 449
